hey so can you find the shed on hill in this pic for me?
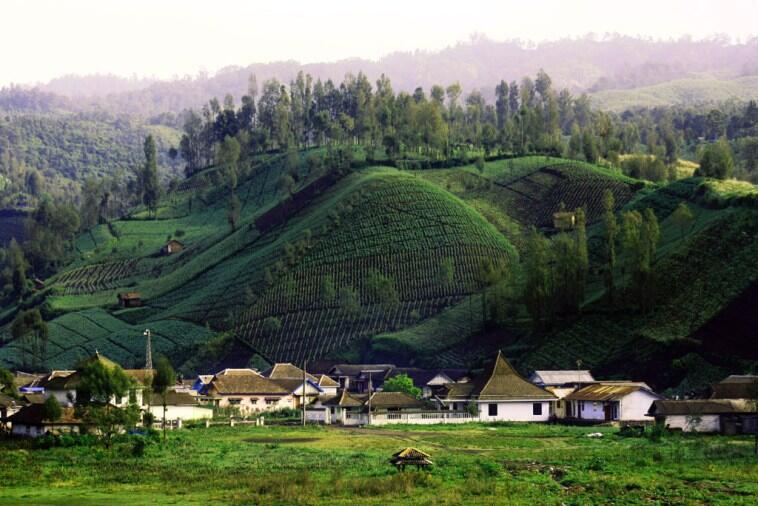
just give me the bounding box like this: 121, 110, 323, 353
161, 239, 184, 256
390, 448, 433, 470
117, 292, 142, 308
552, 211, 576, 230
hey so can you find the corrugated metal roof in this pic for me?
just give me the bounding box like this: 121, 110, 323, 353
566, 382, 660, 401
651, 399, 758, 416
532, 370, 595, 385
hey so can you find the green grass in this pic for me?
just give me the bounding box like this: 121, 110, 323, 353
0, 424, 756, 505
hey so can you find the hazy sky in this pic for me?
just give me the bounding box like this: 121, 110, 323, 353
3, 0, 757, 86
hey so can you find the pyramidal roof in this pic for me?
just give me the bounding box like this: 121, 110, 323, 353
473, 351, 555, 400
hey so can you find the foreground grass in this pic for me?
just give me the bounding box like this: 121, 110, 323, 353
1, 423, 756, 505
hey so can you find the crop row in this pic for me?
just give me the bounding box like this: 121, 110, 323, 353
55, 259, 139, 294
238, 296, 464, 363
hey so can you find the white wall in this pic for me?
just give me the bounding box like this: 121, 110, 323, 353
476, 400, 552, 422
148, 405, 213, 422
662, 414, 720, 433
619, 391, 657, 421
216, 394, 294, 414
575, 400, 608, 420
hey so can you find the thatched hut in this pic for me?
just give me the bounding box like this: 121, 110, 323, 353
390, 447, 433, 470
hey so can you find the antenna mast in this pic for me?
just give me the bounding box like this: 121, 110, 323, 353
144, 329, 153, 371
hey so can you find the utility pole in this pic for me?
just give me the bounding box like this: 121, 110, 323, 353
302, 359, 307, 427
364, 369, 383, 426
143, 329, 153, 371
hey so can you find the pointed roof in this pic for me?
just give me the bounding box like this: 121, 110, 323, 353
458, 351, 555, 400
320, 389, 363, 407
316, 374, 339, 388
264, 363, 317, 382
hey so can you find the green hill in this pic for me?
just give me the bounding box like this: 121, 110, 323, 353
1, 154, 756, 393
589, 76, 758, 111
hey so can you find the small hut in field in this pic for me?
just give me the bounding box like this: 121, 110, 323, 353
117, 292, 142, 308
390, 448, 433, 471
161, 239, 184, 256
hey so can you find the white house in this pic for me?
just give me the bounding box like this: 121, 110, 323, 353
647, 399, 758, 433
529, 370, 596, 419
146, 391, 213, 423
264, 363, 327, 407
565, 382, 662, 422
202, 369, 294, 414
7, 404, 83, 438
439, 351, 555, 422
386, 368, 469, 398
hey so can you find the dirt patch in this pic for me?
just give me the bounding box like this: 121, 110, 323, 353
244, 437, 320, 444
503, 460, 568, 482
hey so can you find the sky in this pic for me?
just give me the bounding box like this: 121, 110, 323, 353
2, 0, 757, 87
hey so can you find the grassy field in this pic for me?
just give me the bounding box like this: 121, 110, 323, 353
0, 423, 756, 505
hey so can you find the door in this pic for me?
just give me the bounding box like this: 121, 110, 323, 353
603, 403, 611, 421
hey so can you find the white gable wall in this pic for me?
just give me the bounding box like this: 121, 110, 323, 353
620, 390, 658, 421
476, 400, 551, 422
662, 414, 720, 433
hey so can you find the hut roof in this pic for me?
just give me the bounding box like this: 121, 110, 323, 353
367, 391, 428, 410
319, 389, 363, 407
649, 399, 758, 416
445, 351, 555, 400
566, 382, 660, 402
315, 374, 339, 388
118, 292, 141, 300
7, 404, 81, 426
390, 447, 433, 467
531, 370, 595, 386
711, 375, 758, 400
263, 363, 318, 381
207, 373, 289, 395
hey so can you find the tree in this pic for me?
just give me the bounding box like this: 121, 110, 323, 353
0, 367, 15, 396
277, 174, 295, 196
524, 228, 551, 328
602, 190, 617, 304
11, 309, 48, 370
320, 275, 336, 305
227, 193, 241, 232
75, 359, 137, 448
216, 136, 241, 192
366, 269, 399, 325
42, 395, 62, 422
698, 139, 734, 179
262, 316, 282, 337
142, 135, 160, 217
152, 356, 176, 442
671, 202, 694, 240
338, 286, 361, 320
382, 374, 422, 399
583, 132, 599, 163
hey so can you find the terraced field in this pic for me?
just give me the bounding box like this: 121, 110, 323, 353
236, 171, 517, 363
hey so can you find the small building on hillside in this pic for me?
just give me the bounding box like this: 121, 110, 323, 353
1, 392, 25, 430
310, 389, 365, 425
146, 391, 213, 423
529, 370, 596, 419
8, 404, 83, 438
117, 292, 142, 308
314, 374, 339, 396
161, 239, 184, 256
565, 382, 662, 423
35, 370, 77, 407
202, 369, 294, 414
648, 399, 758, 434
439, 351, 556, 422
552, 211, 576, 230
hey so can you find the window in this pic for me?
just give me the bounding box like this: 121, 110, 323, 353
533, 403, 543, 416
228, 398, 242, 405
488, 403, 498, 417
266, 399, 277, 405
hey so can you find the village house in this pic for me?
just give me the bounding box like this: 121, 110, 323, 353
529, 370, 596, 418
308, 390, 431, 425
565, 382, 662, 423
263, 363, 325, 408
711, 375, 758, 399
439, 351, 556, 422
364, 391, 432, 425
201, 369, 294, 414
117, 292, 142, 308
386, 367, 470, 398
1, 392, 25, 430
328, 364, 396, 393
161, 239, 185, 255
7, 404, 83, 438
309, 389, 365, 425
648, 399, 758, 434
146, 391, 213, 425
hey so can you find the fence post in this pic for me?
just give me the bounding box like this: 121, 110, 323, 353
230, 418, 235, 427
205, 419, 210, 428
